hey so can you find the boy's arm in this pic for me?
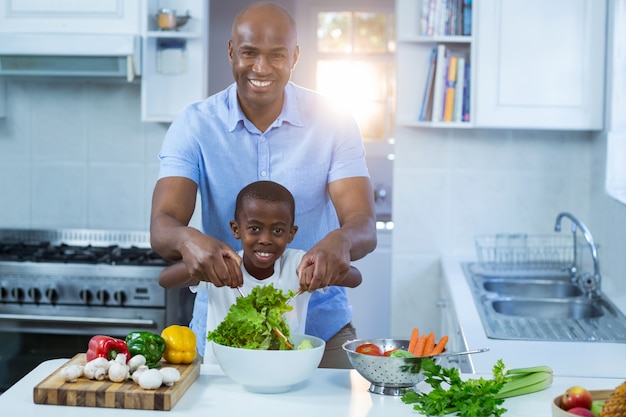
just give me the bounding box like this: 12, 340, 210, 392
335, 266, 362, 288
158, 262, 200, 289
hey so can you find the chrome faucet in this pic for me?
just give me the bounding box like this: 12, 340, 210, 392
554, 212, 601, 296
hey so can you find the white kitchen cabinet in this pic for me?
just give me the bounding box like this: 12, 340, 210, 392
0, 1, 140, 34
140, 1, 209, 122
396, 0, 474, 128
438, 273, 472, 372
474, 0, 606, 130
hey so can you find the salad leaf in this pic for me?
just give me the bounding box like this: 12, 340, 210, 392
207, 284, 296, 350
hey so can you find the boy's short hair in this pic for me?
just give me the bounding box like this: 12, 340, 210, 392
234, 181, 296, 224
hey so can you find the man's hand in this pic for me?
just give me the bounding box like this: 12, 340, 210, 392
180, 232, 243, 288
151, 176, 243, 288
297, 230, 351, 291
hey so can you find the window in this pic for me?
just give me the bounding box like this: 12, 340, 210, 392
315, 10, 396, 141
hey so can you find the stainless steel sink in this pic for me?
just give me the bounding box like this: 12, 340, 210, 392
491, 298, 603, 319
483, 279, 583, 298
463, 262, 626, 342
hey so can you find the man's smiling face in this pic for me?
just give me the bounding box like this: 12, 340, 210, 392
228, 5, 299, 113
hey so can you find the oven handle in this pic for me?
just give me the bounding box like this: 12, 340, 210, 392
0, 313, 156, 327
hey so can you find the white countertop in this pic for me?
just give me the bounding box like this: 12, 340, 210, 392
442, 258, 626, 378
0, 358, 623, 416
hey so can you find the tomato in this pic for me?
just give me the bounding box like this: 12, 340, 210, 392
383, 348, 401, 356
355, 343, 384, 356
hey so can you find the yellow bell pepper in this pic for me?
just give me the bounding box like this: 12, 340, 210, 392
160, 325, 197, 364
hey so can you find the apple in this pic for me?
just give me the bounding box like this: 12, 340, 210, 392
568, 407, 595, 417
561, 386, 593, 410
590, 400, 604, 417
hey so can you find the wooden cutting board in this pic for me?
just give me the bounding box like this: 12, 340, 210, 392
33, 353, 201, 411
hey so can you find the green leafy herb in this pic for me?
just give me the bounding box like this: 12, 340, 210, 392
401, 358, 508, 417
207, 284, 295, 350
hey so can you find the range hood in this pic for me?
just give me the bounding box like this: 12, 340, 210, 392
0, 34, 141, 81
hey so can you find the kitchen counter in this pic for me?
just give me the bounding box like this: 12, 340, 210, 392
442, 257, 626, 378
0, 358, 623, 416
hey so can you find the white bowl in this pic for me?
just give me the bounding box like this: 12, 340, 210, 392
212, 334, 325, 394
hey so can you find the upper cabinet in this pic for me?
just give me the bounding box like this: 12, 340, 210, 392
474, 0, 606, 130
0, 1, 140, 34
140, 0, 208, 122
0, 0, 208, 123
396, 0, 607, 131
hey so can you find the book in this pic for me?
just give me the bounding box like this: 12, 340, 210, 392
462, 0, 472, 36
453, 56, 465, 122
419, 47, 438, 121
462, 60, 470, 121
420, 0, 431, 36
426, 0, 437, 36
443, 55, 458, 122
431, 44, 447, 122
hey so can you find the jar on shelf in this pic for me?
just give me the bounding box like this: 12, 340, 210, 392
157, 8, 177, 30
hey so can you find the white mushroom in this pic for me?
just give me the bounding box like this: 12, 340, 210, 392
138, 368, 163, 390
159, 367, 181, 387
83, 357, 110, 380
128, 354, 147, 372
132, 365, 149, 384
108, 354, 130, 383
59, 364, 83, 382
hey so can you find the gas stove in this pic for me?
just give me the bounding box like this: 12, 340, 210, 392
0, 228, 178, 336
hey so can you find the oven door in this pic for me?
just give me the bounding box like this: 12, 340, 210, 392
0, 331, 91, 392
0, 305, 166, 393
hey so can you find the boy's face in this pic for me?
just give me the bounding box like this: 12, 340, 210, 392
230, 199, 297, 280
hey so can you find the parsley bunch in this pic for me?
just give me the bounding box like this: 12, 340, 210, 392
401, 358, 508, 417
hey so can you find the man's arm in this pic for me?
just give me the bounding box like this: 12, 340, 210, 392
297, 176, 377, 290
150, 176, 243, 288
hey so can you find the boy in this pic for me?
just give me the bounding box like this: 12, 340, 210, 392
158, 180, 362, 362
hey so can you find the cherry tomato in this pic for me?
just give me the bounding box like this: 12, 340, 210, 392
383, 348, 401, 356
355, 343, 384, 356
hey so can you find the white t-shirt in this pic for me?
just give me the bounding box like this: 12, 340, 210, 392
189, 248, 313, 363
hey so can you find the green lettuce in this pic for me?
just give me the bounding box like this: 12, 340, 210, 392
207, 284, 296, 350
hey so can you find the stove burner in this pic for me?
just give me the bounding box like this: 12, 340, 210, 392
0, 241, 169, 266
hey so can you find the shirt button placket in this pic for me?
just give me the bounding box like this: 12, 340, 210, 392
258, 135, 269, 178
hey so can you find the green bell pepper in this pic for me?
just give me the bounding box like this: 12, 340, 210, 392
125, 331, 166, 368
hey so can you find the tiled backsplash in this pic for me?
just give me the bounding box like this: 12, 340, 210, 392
0, 80, 166, 230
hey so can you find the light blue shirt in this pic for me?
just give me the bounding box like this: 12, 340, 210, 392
158, 82, 369, 356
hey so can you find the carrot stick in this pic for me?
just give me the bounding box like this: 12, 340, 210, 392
412, 334, 427, 356
408, 327, 419, 353
422, 332, 435, 356
430, 335, 449, 356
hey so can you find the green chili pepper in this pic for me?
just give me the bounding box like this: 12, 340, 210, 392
125, 331, 166, 368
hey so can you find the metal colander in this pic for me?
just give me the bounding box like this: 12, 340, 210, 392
343, 338, 488, 396
342, 338, 430, 396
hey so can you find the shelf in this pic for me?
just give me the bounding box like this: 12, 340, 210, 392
398, 36, 472, 44
398, 119, 473, 129
140, 0, 208, 122
145, 30, 202, 39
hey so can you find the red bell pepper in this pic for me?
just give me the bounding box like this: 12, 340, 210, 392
86, 335, 129, 362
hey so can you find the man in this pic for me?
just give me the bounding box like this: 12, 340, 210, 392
150, 1, 376, 368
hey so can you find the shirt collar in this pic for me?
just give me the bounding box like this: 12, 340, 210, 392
227, 82, 304, 133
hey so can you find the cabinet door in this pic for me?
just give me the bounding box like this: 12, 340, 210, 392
475, 0, 606, 130
0, 0, 140, 34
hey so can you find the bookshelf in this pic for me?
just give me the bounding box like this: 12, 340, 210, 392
396, 0, 474, 129
397, 0, 606, 131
